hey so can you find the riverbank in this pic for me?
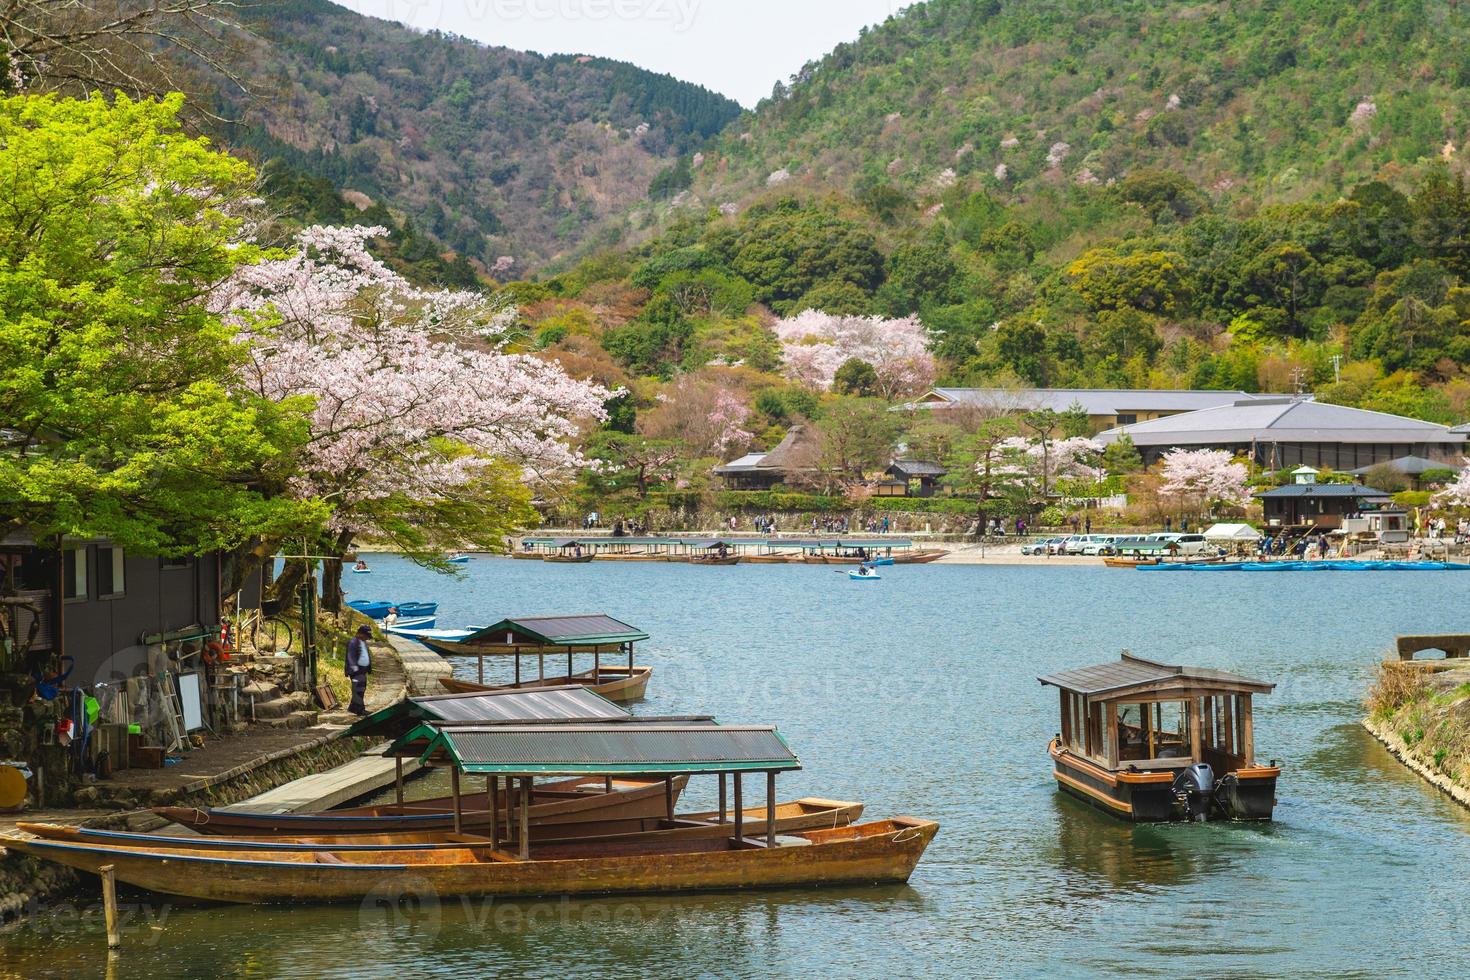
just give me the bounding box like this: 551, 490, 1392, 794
1363, 661, 1470, 811
0, 633, 412, 925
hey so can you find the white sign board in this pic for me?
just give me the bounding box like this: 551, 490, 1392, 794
177, 672, 205, 732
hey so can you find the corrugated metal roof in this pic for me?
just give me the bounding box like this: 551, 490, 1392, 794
1099, 398, 1464, 447
465, 614, 649, 646
1038, 654, 1274, 697
917, 388, 1261, 415
1254, 483, 1391, 499
344, 687, 629, 737
417, 723, 801, 775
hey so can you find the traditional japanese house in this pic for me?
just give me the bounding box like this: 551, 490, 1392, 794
1038, 653, 1280, 822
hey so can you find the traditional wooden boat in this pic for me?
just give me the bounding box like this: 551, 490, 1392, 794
154, 775, 686, 836
544, 554, 594, 563
743, 554, 799, 564
511, 551, 544, 560
419, 614, 653, 703
0, 817, 938, 905
689, 556, 740, 566
438, 665, 652, 703
1103, 556, 1157, 568
1039, 653, 1280, 822
892, 550, 947, 564
21, 799, 862, 851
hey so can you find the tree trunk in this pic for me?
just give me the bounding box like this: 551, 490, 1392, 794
319, 530, 354, 615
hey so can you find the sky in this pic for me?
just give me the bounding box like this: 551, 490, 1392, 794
334, 0, 905, 106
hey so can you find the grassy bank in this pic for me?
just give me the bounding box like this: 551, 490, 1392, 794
1365, 663, 1470, 801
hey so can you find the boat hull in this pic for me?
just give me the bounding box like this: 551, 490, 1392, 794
544, 555, 595, 563
1, 818, 938, 905
1049, 741, 1277, 822
436, 665, 652, 703
22, 799, 863, 851
155, 775, 684, 836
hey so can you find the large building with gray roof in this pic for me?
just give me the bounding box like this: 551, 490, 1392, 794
905, 387, 1268, 430
1097, 396, 1467, 469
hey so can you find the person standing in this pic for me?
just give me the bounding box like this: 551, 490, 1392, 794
346, 624, 372, 716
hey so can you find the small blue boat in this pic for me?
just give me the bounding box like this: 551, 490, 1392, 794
382, 625, 480, 643
870, 557, 895, 566
849, 570, 882, 581
386, 615, 436, 631
395, 601, 439, 619
447, 555, 471, 564
346, 599, 395, 619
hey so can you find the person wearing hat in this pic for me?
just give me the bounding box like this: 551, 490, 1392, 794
346, 625, 373, 716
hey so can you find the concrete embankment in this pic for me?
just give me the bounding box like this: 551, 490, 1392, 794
1363, 662, 1470, 810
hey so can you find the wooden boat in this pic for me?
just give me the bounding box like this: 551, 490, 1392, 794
511, 552, 544, 560
689, 556, 740, 566
21, 799, 862, 851
892, 550, 946, 564
544, 554, 594, 563
154, 775, 685, 836
1103, 556, 1157, 568
438, 665, 652, 703
0, 817, 938, 905
743, 554, 799, 564
1039, 653, 1280, 822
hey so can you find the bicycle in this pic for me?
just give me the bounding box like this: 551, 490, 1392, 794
226, 600, 295, 654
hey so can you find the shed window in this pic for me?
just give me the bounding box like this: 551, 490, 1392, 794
63, 547, 87, 600
98, 546, 125, 597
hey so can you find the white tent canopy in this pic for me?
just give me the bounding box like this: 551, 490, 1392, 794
1203, 523, 1262, 542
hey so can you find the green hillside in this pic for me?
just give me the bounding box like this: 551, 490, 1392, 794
688, 0, 1470, 208
218, 0, 740, 272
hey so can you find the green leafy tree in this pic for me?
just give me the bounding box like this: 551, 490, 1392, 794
833, 358, 880, 396
0, 93, 318, 555
816, 397, 898, 483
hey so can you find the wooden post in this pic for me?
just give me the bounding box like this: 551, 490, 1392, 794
627, 642, 633, 676
1146, 702, 1156, 759
765, 771, 777, 848
394, 756, 404, 805
518, 777, 531, 860
100, 864, 121, 948
594, 650, 600, 684
567, 647, 573, 680
718, 773, 727, 823
477, 654, 484, 685
451, 766, 462, 834
489, 775, 498, 848
514, 650, 521, 686
664, 776, 674, 822
732, 772, 744, 842
1105, 702, 1119, 768
1240, 696, 1255, 765
538, 651, 544, 681
1189, 697, 1204, 762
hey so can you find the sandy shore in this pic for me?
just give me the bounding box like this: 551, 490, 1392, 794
933, 545, 1102, 565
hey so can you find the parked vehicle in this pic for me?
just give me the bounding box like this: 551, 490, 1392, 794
1082, 536, 1124, 556
1152, 533, 1210, 556
1021, 537, 1065, 556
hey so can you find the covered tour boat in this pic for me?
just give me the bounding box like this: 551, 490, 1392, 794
1038, 653, 1279, 822
419, 614, 653, 703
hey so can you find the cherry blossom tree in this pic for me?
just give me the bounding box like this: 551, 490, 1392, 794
216, 225, 609, 603
638, 373, 752, 459
1432, 464, 1470, 509
1158, 448, 1253, 515
775, 310, 936, 400
988, 435, 1104, 501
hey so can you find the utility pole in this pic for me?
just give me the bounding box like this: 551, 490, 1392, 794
1331, 354, 1342, 384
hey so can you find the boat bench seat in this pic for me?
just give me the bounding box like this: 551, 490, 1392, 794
314, 852, 347, 864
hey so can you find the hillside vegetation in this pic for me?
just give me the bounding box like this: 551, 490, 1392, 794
683, 0, 1470, 211
219, 0, 740, 272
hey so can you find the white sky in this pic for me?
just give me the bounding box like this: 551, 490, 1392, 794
333, 0, 905, 106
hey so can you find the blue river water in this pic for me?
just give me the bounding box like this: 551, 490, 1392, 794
4, 555, 1470, 978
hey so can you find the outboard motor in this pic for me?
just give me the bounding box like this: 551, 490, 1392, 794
1172, 763, 1215, 822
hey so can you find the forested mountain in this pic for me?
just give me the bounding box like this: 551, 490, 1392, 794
680, 0, 1470, 211
218, 0, 740, 272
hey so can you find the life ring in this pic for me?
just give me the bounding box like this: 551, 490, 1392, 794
203, 641, 231, 665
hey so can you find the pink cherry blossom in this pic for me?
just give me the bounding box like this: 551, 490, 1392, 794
1432, 463, 1470, 509
774, 310, 936, 400
214, 225, 609, 534
1159, 449, 1252, 510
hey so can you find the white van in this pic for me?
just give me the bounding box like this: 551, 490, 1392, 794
1155, 533, 1209, 556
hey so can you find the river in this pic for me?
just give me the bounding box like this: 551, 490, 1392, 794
4, 556, 1469, 978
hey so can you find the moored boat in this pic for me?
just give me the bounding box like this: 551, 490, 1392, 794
0, 817, 938, 905
154, 774, 686, 836
438, 665, 653, 703
1038, 653, 1279, 822
21, 798, 863, 851
544, 554, 595, 563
